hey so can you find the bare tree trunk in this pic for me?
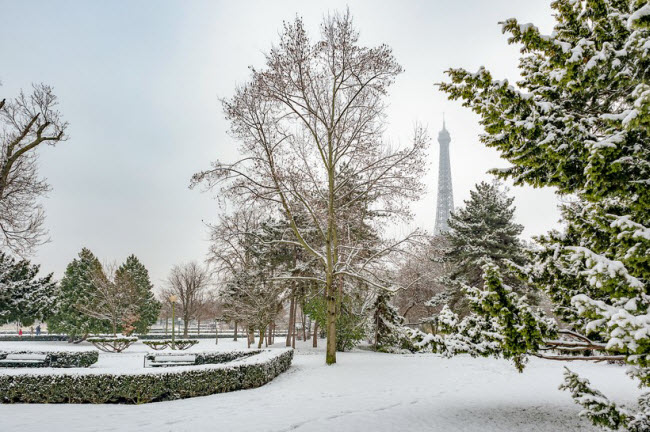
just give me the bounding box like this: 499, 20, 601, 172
292, 303, 297, 349
301, 306, 307, 342
313, 322, 318, 348
286, 292, 295, 347
197, 318, 201, 335
258, 328, 265, 349
269, 322, 273, 344
375, 312, 379, 349
233, 321, 238, 341
325, 276, 337, 364
183, 316, 189, 337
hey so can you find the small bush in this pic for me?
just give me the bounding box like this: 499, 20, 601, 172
87, 336, 138, 353
0, 349, 293, 404
142, 339, 199, 350
0, 351, 99, 368
0, 335, 69, 342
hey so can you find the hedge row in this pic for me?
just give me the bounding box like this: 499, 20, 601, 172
0, 334, 290, 341
137, 334, 280, 340
0, 349, 293, 404
0, 351, 99, 368
0, 335, 68, 342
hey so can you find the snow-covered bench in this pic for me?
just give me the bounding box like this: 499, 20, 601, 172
144, 354, 197, 368
0, 353, 48, 367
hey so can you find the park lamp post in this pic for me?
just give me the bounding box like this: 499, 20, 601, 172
169, 295, 178, 347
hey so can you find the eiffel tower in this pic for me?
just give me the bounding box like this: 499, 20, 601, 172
434, 118, 454, 235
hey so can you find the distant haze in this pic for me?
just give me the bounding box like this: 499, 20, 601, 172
0, 0, 560, 288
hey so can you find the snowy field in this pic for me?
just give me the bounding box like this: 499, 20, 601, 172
0, 339, 641, 432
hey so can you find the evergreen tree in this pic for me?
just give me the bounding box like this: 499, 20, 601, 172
0, 252, 57, 326
304, 292, 368, 352
47, 248, 110, 339
439, 1, 650, 428
115, 255, 160, 334
372, 291, 412, 352
441, 181, 527, 315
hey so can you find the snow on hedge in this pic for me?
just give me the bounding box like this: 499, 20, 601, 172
0, 348, 294, 403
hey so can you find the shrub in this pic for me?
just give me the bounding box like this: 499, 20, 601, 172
142, 340, 168, 350
0, 349, 293, 404
0, 351, 98, 368
0, 335, 68, 342
142, 339, 199, 351
87, 336, 138, 353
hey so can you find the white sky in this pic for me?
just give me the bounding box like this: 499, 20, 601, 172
1, 0, 561, 286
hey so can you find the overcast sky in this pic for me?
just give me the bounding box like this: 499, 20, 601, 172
1, 0, 561, 287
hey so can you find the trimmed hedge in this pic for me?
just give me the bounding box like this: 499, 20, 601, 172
0, 349, 293, 404
0, 334, 290, 341
138, 333, 290, 340
0, 335, 68, 342
0, 351, 99, 368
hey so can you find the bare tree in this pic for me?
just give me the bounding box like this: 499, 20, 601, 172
193, 11, 429, 364
393, 236, 451, 329
194, 291, 222, 334
208, 207, 291, 347
164, 262, 212, 337
0, 83, 68, 255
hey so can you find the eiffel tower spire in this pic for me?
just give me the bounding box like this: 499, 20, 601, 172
434, 117, 454, 235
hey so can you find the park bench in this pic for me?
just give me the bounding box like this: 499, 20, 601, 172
0, 352, 49, 367
144, 353, 197, 368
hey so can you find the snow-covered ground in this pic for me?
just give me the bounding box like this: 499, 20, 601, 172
0, 339, 641, 431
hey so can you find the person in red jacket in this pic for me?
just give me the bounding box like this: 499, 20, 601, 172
18, 328, 23, 337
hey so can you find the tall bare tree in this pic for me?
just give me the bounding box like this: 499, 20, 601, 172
193, 11, 428, 364
393, 236, 450, 326
0, 83, 68, 255
208, 207, 292, 347
164, 262, 212, 337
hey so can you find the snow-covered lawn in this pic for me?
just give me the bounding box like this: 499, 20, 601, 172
0, 339, 641, 431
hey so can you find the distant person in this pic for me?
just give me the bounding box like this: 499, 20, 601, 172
36, 325, 41, 336
30, 326, 34, 336
18, 328, 23, 337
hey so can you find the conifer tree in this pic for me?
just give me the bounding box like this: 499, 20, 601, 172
441, 181, 527, 315
439, 1, 650, 428
372, 291, 411, 352
0, 252, 57, 326
115, 255, 160, 334
47, 248, 110, 339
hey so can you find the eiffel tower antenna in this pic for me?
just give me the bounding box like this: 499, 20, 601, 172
434, 116, 454, 235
